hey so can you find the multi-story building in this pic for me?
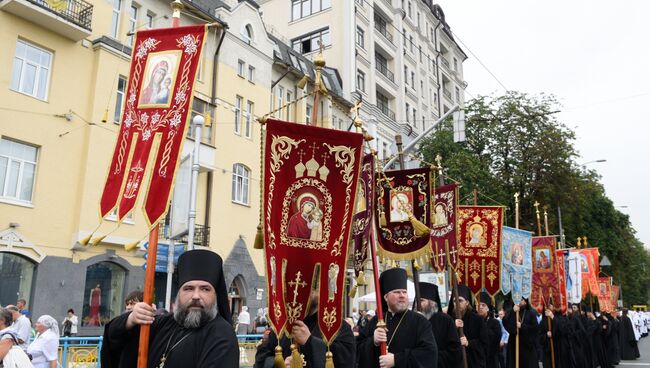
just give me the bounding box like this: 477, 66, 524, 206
0, 0, 351, 334
259, 0, 467, 167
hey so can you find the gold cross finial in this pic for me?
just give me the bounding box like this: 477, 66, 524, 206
435, 154, 442, 169
583, 236, 588, 247
534, 201, 540, 214
514, 192, 520, 203
577, 237, 582, 248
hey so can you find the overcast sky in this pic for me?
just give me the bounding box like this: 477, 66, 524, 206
436, 0, 650, 248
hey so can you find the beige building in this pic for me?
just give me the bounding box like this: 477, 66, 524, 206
0, 0, 354, 334
259, 0, 467, 167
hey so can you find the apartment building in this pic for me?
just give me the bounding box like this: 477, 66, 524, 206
259, 0, 467, 166
0, 0, 351, 334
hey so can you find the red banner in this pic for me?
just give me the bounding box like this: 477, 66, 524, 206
350, 154, 374, 280
598, 277, 614, 312
578, 248, 600, 297
375, 167, 434, 262
99, 25, 207, 227
456, 206, 504, 296
430, 184, 458, 272
530, 236, 562, 312
555, 249, 568, 313
262, 119, 363, 344
610, 284, 620, 305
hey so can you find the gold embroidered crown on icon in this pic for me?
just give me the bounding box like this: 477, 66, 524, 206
294, 145, 330, 181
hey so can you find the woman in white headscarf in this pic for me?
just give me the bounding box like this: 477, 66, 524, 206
27, 315, 59, 368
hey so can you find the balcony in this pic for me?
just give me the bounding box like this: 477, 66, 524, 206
374, 23, 394, 44
377, 103, 396, 120
375, 62, 394, 83
443, 89, 452, 101
179, 224, 211, 248
441, 57, 451, 70
0, 0, 92, 41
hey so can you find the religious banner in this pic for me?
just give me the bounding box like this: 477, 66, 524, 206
555, 249, 568, 313
598, 277, 614, 312
610, 284, 620, 305
530, 236, 562, 311
262, 119, 363, 345
99, 25, 207, 227
375, 167, 434, 263
456, 206, 504, 296
564, 250, 582, 304
349, 154, 374, 288
578, 248, 600, 297
500, 227, 533, 302
430, 183, 458, 272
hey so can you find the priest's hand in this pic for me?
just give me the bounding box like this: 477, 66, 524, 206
460, 336, 468, 347
513, 305, 520, 313
545, 309, 554, 319
126, 302, 156, 329
379, 352, 395, 367
374, 326, 387, 346
547, 331, 552, 338
517, 322, 521, 329
291, 320, 311, 345
455, 319, 464, 328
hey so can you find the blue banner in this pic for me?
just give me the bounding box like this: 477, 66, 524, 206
500, 227, 533, 301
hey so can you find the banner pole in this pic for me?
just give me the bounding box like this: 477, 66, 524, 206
534, 201, 542, 236
137, 3, 182, 367
370, 214, 388, 356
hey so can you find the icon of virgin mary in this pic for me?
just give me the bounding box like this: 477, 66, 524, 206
287, 193, 321, 240
141, 59, 169, 105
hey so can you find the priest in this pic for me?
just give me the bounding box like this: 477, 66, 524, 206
357, 268, 437, 368
101, 249, 239, 367
419, 282, 462, 368
539, 301, 571, 368
477, 292, 501, 368
502, 297, 539, 368
447, 284, 488, 368
254, 272, 355, 368
620, 309, 640, 360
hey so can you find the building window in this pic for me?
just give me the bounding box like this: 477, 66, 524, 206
237, 60, 245, 77
306, 104, 312, 124
110, 0, 122, 38
409, 35, 414, 52
356, 26, 365, 49
234, 96, 242, 134
412, 109, 417, 126
402, 28, 407, 47
82, 262, 126, 326
422, 115, 425, 131
405, 103, 410, 122
188, 98, 212, 145
0, 252, 35, 307
453, 57, 458, 71
277, 86, 284, 119
11, 40, 52, 101
232, 163, 250, 205
420, 80, 424, 95
127, 4, 138, 45
114, 76, 127, 124
0, 138, 38, 203
245, 101, 253, 138
403, 66, 408, 84
356, 70, 365, 92
411, 71, 415, 89
291, 28, 330, 54
248, 65, 255, 83
146, 12, 155, 28
408, 1, 412, 18
417, 12, 420, 27
242, 24, 254, 45
291, 0, 331, 21
455, 86, 461, 102
286, 91, 293, 120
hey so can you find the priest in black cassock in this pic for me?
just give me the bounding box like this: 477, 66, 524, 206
419, 282, 462, 368
604, 311, 620, 366
101, 249, 239, 367
619, 309, 640, 360
539, 301, 571, 368
477, 292, 501, 368
447, 284, 488, 368
567, 303, 591, 368
357, 268, 437, 368
254, 274, 355, 368
503, 297, 539, 368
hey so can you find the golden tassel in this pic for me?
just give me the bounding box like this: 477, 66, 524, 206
254, 223, 264, 249
290, 344, 303, 368
124, 240, 140, 252
409, 214, 430, 237
414, 258, 421, 271
348, 284, 357, 298
356, 271, 366, 286
379, 211, 387, 227
273, 345, 285, 368
90, 235, 107, 246
325, 351, 334, 368
101, 109, 108, 123
78, 234, 92, 246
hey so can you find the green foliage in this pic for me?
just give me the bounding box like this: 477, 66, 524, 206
417, 92, 650, 306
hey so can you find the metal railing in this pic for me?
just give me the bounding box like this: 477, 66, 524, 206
441, 57, 450, 69
443, 89, 452, 100
27, 0, 93, 30
374, 23, 394, 44
180, 223, 210, 247
375, 62, 394, 82
377, 103, 396, 120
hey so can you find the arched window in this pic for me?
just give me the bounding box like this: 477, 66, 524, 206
82, 261, 126, 326
241, 24, 254, 45
0, 252, 35, 307
229, 275, 246, 315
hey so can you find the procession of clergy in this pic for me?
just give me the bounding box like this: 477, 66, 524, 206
99, 248, 646, 368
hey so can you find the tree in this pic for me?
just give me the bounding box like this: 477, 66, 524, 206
417, 92, 650, 306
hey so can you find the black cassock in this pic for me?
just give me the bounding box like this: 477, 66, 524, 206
567, 313, 590, 368
539, 313, 571, 368
503, 308, 539, 368
589, 316, 612, 368
254, 312, 355, 368
102, 312, 238, 368
484, 316, 501, 368
429, 312, 462, 368
357, 310, 437, 368
605, 316, 620, 366
619, 315, 639, 360
447, 309, 488, 368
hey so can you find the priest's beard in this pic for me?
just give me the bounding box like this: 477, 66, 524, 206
421, 300, 438, 319
174, 297, 218, 329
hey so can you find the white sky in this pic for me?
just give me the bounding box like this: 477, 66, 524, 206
436, 0, 650, 248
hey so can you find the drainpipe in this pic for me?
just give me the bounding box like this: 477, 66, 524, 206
433, 20, 442, 115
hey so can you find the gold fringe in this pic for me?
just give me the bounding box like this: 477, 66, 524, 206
254, 223, 264, 249
290, 344, 303, 368
348, 284, 357, 298
78, 234, 92, 246
325, 351, 334, 368
377, 239, 432, 262
409, 214, 431, 237
274, 345, 285, 368
379, 211, 387, 227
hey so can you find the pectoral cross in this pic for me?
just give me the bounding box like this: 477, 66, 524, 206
158, 357, 167, 368
288, 271, 307, 304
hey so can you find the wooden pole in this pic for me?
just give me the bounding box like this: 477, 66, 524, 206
370, 210, 388, 356
544, 208, 550, 236
514, 193, 520, 229
137, 3, 182, 367
534, 201, 542, 236
310, 39, 325, 125
515, 308, 520, 368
